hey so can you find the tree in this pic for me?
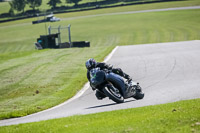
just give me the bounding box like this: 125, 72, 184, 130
47, 0, 61, 9
26, 0, 42, 11
9, 7, 15, 16
66, 0, 82, 7
9, 0, 26, 13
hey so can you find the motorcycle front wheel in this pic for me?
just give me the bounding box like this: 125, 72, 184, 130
103, 84, 124, 103
133, 85, 144, 100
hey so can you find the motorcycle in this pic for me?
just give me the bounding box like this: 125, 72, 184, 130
89, 67, 144, 103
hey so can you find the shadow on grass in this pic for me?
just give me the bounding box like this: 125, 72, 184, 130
85, 99, 136, 109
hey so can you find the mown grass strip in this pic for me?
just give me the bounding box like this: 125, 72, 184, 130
0, 98, 199, 133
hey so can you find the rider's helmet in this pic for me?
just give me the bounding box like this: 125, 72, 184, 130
85, 58, 97, 70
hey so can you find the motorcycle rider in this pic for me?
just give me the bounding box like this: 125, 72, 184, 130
85, 58, 132, 100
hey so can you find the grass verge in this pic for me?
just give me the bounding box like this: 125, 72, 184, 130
0, 98, 200, 132
0, 46, 114, 119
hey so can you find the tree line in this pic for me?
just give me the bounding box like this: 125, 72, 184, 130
9, 0, 82, 14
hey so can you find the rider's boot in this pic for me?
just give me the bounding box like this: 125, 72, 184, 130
95, 90, 106, 100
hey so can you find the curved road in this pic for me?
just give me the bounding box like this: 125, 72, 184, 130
1, 40, 200, 126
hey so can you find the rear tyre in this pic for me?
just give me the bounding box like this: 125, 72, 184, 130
103, 84, 124, 103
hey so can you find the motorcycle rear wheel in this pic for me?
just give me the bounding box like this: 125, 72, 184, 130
103, 85, 124, 103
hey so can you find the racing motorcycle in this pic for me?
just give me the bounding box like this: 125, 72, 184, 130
89, 67, 144, 103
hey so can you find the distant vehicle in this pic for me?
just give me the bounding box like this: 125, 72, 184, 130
32, 14, 60, 24
46, 14, 60, 22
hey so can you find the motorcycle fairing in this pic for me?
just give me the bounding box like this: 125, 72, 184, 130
105, 72, 126, 97
90, 68, 105, 87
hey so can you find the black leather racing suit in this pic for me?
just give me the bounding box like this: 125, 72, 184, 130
87, 62, 131, 100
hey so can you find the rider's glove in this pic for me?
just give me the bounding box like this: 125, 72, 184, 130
107, 64, 113, 70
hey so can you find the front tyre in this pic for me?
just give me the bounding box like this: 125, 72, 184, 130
103, 84, 124, 103
133, 91, 144, 100
133, 85, 144, 100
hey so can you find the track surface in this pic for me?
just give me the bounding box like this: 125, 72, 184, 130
1, 40, 200, 126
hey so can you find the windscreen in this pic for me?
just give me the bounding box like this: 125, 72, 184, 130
90, 68, 100, 80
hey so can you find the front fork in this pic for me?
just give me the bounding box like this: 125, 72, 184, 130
124, 82, 140, 98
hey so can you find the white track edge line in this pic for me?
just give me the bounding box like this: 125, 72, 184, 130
104, 46, 119, 63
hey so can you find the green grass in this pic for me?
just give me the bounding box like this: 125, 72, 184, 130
1, 9, 200, 53
0, 98, 200, 132
0, 6, 200, 119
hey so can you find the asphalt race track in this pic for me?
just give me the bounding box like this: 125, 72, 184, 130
1, 40, 200, 126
